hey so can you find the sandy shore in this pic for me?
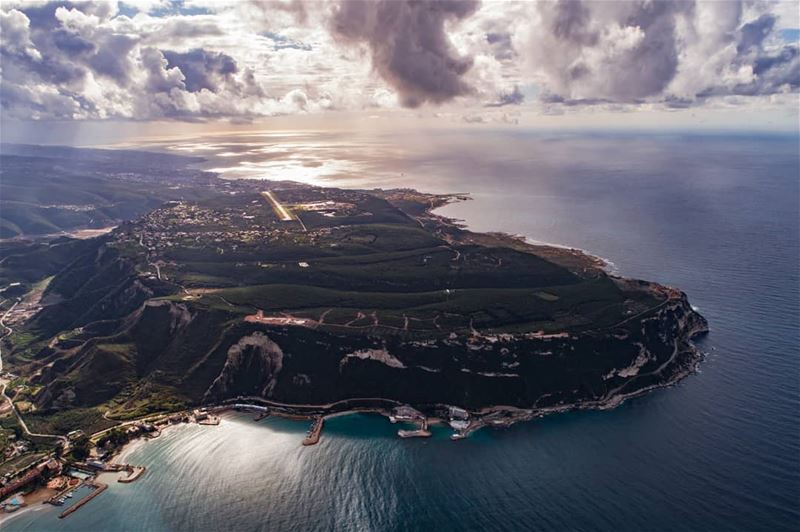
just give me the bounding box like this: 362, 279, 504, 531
0, 487, 58, 524
111, 435, 151, 465
110, 414, 229, 465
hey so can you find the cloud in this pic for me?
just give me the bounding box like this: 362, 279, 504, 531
0, 0, 797, 121
486, 85, 524, 107
485, 31, 515, 61
162, 48, 237, 92
521, 0, 800, 106
0, 1, 331, 120
239, 0, 309, 26
0, 9, 41, 61
262, 31, 312, 51
526, 0, 692, 101
330, 0, 479, 107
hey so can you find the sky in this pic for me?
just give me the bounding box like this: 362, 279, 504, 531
0, 0, 799, 139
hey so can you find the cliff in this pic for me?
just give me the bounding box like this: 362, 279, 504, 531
24, 280, 706, 417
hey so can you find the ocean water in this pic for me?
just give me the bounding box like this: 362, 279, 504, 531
4, 131, 799, 531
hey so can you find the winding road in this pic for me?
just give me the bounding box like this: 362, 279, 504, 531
0, 295, 66, 442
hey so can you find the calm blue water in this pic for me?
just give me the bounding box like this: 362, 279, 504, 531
5, 132, 799, 531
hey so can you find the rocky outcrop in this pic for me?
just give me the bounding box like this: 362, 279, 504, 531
203, 332, 284, 402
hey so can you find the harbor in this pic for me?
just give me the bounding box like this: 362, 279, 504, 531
58, 481, 106, 519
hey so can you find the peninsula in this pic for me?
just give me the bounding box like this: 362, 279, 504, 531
0, 145, 707, 453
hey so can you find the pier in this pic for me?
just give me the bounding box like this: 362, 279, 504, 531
302, 417, 324, 446
398, 428, 432, 438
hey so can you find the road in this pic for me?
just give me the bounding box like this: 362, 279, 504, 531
149, 261, 162, 280
91, 412, 173, 441
0, 298, 20, 372
0, 297, 65, 442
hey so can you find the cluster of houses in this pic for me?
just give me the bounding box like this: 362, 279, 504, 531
388, 404, 473, 440
2, 434, 31, 462
0, 458, 62, 513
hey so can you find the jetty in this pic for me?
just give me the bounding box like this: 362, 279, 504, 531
398, 428, 432, 438
302, 417, 324, 446
118, 466, 145, 483
58, 481, 107, 519
397, 417, 431, 438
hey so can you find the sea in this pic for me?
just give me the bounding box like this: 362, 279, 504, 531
4, 130, 799, 531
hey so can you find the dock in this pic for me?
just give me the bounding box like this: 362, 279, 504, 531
302, 417, 324, 446
58, 481, 107, 519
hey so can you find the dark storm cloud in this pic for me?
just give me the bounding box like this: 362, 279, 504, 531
162, 49, 238, 92
331, 0, 479, 108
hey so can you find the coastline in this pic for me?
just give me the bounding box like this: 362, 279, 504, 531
0, 495, 55, 525
102, 319, 707, 455
88, 186, 709, 445
2, 181, 711, 481
428, 193, 617, 274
